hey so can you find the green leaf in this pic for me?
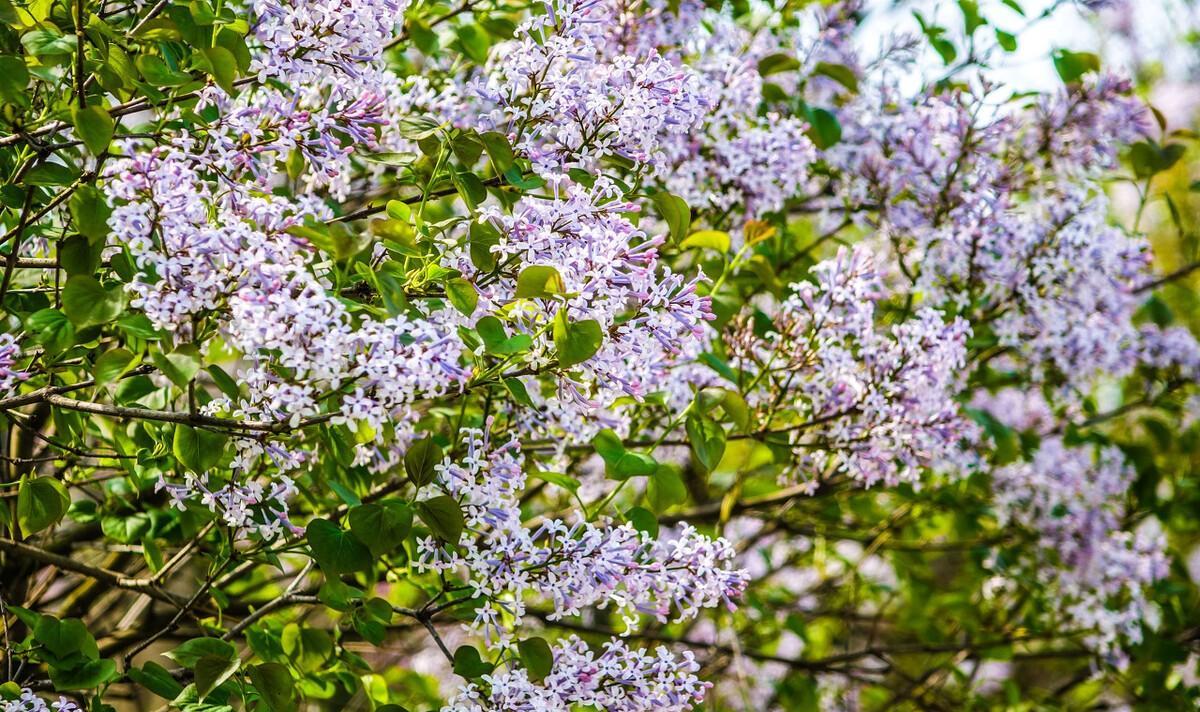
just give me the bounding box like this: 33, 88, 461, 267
652, 191, 690, 244
129, 662, 185, 700
503, 166, 544, 190
454, 24, 491, 63
415, 495, 464, 544
17, 477, 69, 536
33, 615, 95, 660
812, 62, 859, 92
647, 465, 687, 513
625, 506, 658, 538
452, 645, 494, 678
592, 430, 657, 480
475, 316, 532, 355
202, 46, 238, 94
994, 29, 1017, 52
26, 309, 75, 353
93, 348, 136, 386
280, 624, 333, 672
757, 52, 801, 76
59, 234, 104, 275
172, 424, 228, 474
62, 275, 123, 326
50, 658, 116, 690
515, 265, 565, 299
164, 637, 236, 667
552, 311, 602, 367
593, 429, 625, 463
386, 199, 412, 222
530, 469, 580, 493
453, 171, 488, 208
206, 365, 242, 400
680, 230, 730, 253
480, 131, 515, 172
517, 637, 554, 682
446, 278, 479, 316
0, 56, 30, 106
20, 29, 76, 56
404, 437, 444, 488
804, 107, 842, 149
152, 344, 201, 388
71, 105, 115, 156
685, 414, 727, 471
247, 663, 295, 712
137, 54, 192, 86
1052, 49, 1100, 84
194, 655, 239, 700
348, 501, 412, 557
25, 162, 79, 186
306, 518, 373, 574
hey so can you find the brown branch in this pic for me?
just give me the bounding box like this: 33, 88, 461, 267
0, 537, 183, 607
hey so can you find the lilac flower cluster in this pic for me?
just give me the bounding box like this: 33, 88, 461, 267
461, 179, 712, 442
1, 690, 78, 712
472, 0, 708, 175
443, 636, 708, 712
415, 429, 748, 646
654, 11, 818, 218
0, 333, 26, 396
156, 472, 300, 540
832, 81, 1168, 391
730, 247, 978, 489
992, 439, 1169, 663
198, 0, 410, 196
104, 0, 472, 525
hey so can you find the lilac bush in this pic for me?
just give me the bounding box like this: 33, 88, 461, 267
1, 0, 1199, 709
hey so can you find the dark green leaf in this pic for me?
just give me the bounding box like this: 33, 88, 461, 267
685, 414, 727, 470
62, 276, 123, 326
348, 501, 412, 556
415, 495, 464, 544
306, 518, 373, 574
247, 663, 295, 712
18, 477, 70, 536
164, 638, 236, 667
651, 191, 690, 244
804, 107, 842, 149
404, 437, 444, 487
194, 655, 239, 700
172, 424, 228, 474
515, 265, 565, 299
452, 645, 494, 678
71, 105, 115, 156
552, 311, 602, 367
517, 637, 554, 682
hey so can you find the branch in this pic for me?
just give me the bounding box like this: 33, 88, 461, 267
1136, 260, 1200, 294
0, 537, 184, 607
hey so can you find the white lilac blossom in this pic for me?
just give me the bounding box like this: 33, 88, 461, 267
415, 429, 748, 645
658, 12, 818, 218
730, 246, 978, 489
0, 333, 26, 396
992, 439, 1169, 663
156, 473, 300, 540
969, 386, 1056, 434
1, 690, 78, 712
472, 0, 708, 176
829, 78, 1180, 394
442, 636, 709, 712
108, 145, 469, 439
1138, 323, 1200, 379
458, 178, 712, 442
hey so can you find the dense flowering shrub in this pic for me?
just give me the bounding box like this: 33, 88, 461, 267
1, 0, 1199, 710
